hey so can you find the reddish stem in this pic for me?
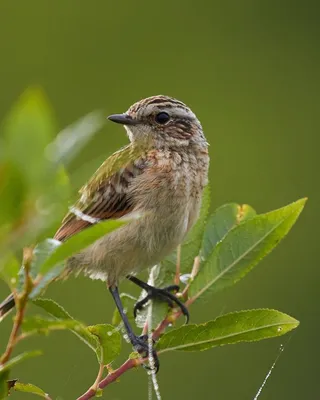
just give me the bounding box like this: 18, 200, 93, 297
77, 359, 141, 400
77, 256, 199, 399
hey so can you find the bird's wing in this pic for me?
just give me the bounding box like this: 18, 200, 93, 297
54, 144, 148, 241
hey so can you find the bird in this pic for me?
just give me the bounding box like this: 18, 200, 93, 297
0, 95, 209, 370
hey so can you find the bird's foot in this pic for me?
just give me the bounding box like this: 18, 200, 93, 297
133, 283, 189, 323
131, 334, 159, 372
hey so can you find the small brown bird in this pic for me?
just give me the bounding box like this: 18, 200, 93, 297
0, 95, 209, 370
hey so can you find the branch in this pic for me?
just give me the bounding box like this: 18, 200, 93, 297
0, 298, 27, 364
77, 358, 142, 400
77, 307, 188, 399
0, 248, 34, 365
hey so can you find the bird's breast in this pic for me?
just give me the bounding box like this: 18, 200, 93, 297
129, 148, 209, 256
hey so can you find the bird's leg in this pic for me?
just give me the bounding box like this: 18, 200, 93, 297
0, 293, 15, 321
127, 275, 189, 323
108, 285, 159, 372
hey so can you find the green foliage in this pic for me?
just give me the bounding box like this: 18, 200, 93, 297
88, 324, 122, 365
31, 239, 62, 277
0, 89, 306, 399
0, 162, 26, 226
179, 184, 211, 272
0, 351, 42, 374
46, 111, 105, 166
0, 254, 20, 290
33, 298, 121, 364
12, 382, 50, 399
189, 198, 306, 300
22, 316, 85, 335
157, 309, 298, 353
0, 371, 9, 399
2, 88, 56, 192
33, 298, 99, 353
201, 203, 256, 260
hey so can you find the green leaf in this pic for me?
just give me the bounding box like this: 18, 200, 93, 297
46, 111, 105, 166
0, 167, 71, 256
29, 166, 71, 243
40, 219, 127, 275
12, 382, 50, 398
157, 309, 299, 353
32, 298, 73, 320
33, 298, 99, 353
0, 254, 20, 290
179, 184, 211, 272
29, 266, 64, 299
22, 316, 84, 335
189, 198, 306, 300
32, 299, 122, 364
2, 87, 56, 193
0, 351, 42, 374
88, 324, 122, 365
31, 239, 62, 277
17, 239, 62, 294
0, 371, 9, 399
202, 203, 256, 260
0, 161, 27, 227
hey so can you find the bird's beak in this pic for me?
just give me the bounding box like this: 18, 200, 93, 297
107, 113, 138, 125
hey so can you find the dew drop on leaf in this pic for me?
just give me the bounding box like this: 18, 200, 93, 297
180, 274, 191, 284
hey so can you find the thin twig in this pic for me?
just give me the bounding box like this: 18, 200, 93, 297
76, 363, 104, 400
174, 245, 181, 286
0, 301, 27, 364
77, 304, 190, 400
0, 250, 33, 365
77, 358, 142, 400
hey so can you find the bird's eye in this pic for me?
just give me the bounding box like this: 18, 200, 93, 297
155, 112, 170, 124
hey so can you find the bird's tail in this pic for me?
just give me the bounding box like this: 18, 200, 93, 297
0, 293, 15, 321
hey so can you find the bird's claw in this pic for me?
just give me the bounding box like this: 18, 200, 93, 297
132, 334, 159, 373
133, 284, 189, 324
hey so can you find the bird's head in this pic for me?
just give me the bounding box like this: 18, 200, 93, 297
107, 95, 207, 149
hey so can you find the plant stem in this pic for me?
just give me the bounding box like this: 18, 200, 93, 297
77, 359, 142, 400
0, 300, 26, 364
77, 363, 104, 400
77, 308, 187, 399
174, 245, 181, 285
0, 250, 34, 365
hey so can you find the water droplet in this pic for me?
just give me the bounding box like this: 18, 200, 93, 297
277, 327, 282, 332
180, 273, 191, 284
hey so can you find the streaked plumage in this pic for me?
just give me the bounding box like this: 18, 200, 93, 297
0, 96, 209, 342
54, 95, 209, 286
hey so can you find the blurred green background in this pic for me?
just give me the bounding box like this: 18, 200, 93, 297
0, 0, 318, 399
